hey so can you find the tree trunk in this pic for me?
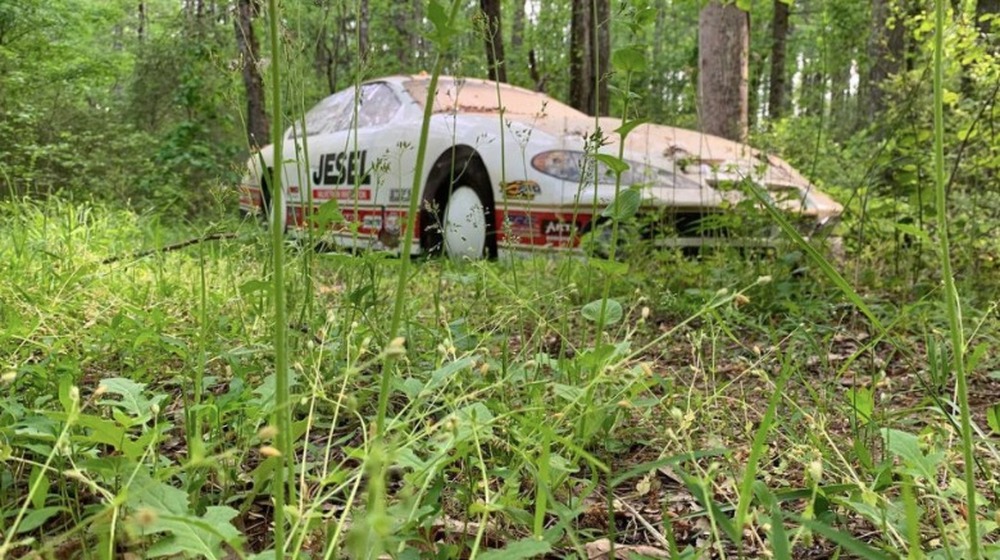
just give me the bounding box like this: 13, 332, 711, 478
698, 0, 749, 142
865, 0, 906, 123
358, 0, 370, 62
412, 0, 424, 63
767, 0, 789, 120
235, 0, 268, 150
978, 0, 1000, 46
569, 0, 610, 115
569, 0, 592, 113
138, 2, 146, 42
480, 0, 507, 83
511, 0, 524, 52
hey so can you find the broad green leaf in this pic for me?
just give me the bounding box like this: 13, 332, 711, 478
846, 387, 874, 423
97, 377, 166, 420
249, 370, 300, 413
58, 373, 75, 414
882, 428, 944, 482
126, 473, 188, 515
601, 188, 642, 222
425, 356, 475, 394
29, 466, 50, 509
552, 382, 585, 402
144, 507, 243, 559
447, 402, 495, 443
986, 404, 1000, 434
425, 0, 454, 47
611, 44, 647, 73
17, 506, 67, 534
615, 118, 648, 139
310, 198, 343, 229
478, 536, 552, 560
588, 257, 628, 277
594, 153, 629, 176
581, 298, 623, 324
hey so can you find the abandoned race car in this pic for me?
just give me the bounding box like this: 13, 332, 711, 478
238, 75, 843, 259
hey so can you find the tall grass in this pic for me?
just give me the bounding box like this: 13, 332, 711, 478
265, 0, 292, 553
1, 1, 997, 558
932, 0, 978, 554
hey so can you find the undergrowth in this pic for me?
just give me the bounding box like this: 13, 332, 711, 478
0, 196, 998, 558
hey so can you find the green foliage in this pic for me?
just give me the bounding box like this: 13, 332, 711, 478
2, 194, 1000, 558
4, 0, 1000, 558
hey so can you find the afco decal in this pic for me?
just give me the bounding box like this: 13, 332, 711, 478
312, 150, 371, 186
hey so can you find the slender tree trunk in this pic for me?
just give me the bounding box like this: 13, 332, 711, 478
138, 2, 146, 42
569, 0, 592, 113
359, 0, 370, 61
412, 0, 424, 63
866, 0, 906, 122
511, 0, 524, 52
698, 0, 749, 142
569, 0, 610, 115
595, 0, 609, 116
767, 0, 789, 120
235, 0, 268, 150
829, 62, 852, 134
978, 0, 1000, 47
393, 2, 409, 67
480, 0, 507, 82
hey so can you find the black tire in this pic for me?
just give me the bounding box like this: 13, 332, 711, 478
420, 148, 497, 259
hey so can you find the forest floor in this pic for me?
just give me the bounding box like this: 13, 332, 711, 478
1, 198, 999, 559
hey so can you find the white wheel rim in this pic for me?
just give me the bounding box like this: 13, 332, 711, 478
443, 186, 487, 260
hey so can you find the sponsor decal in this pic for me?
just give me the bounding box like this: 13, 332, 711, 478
311, 150, 372, 186
495, 211, 592, 247
389, 188, 411, 203
503, 180, 542, 201
502, 213, 536, 238
313, 188, 372, 201
362, 215, 383, 230
542, 219, 582, 239
340, 209, 408, 235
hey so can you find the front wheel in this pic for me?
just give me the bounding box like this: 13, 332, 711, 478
443, 186, 489, 260
421, 151, 496, 260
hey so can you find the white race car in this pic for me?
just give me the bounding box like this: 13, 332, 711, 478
238, 75, 842, 258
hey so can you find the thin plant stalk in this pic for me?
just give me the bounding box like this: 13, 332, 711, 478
265, 0, 291, 553
378, 0, 462, 437
932, 0, 978, 555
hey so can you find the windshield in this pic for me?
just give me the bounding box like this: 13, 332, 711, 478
289, 83, 401, 138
